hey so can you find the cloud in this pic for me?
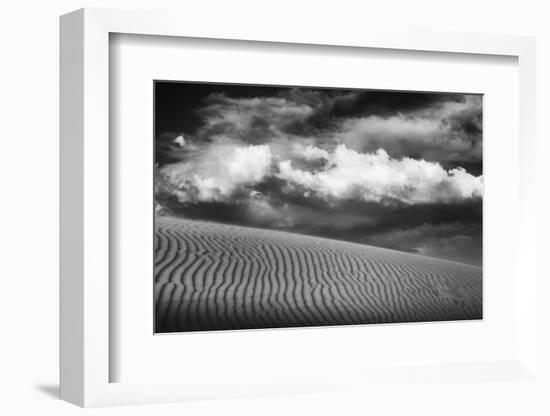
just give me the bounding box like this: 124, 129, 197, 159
292, 143, 330, 160
336, 96, 482, 166
157, 91, 482, 209
161, 141, 272, 202
173, 134, 186, 147
196, 93, 315, 143
177, 91, 482, 172
277, 145, 482, 204
160, 142, 482, 206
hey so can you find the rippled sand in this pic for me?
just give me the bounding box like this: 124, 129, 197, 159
155, 216, 482, 333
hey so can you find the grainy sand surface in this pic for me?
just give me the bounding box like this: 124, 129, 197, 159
155, 216, 482, 332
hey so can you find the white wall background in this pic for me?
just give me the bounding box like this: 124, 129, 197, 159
0, 1, 548, 414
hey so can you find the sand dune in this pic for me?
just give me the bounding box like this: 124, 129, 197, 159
155, 216, 482, 333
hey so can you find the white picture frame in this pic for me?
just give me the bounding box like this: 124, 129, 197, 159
60, 7, 538, 407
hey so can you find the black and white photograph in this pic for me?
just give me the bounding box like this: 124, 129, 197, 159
154, 82, 483, 333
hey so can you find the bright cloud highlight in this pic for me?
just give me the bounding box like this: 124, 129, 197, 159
161, 143, 272, 202
277, 145, 482, 204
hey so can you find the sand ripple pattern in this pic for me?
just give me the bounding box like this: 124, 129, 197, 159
155, 217, 482, 332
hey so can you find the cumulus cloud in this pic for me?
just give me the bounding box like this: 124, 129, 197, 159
336, 96, 482, 166
292, 143, 330, 161
159, 91, 482, 204
161, 141, 272, 202
160, 142, 482, 205
277, 145, 482, 204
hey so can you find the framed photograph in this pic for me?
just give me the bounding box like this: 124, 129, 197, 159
60, 8, 538, 408
153, 81, 483, 334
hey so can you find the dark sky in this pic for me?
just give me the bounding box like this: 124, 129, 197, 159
154, 81, 483, 266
